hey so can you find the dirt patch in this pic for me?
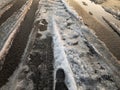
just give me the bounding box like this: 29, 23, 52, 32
25, 36, 54, 90
35, 19, 48, 31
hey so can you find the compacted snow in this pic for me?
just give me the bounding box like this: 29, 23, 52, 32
0, 0, 120, 90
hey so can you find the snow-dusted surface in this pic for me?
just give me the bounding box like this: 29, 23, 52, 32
35, 0, 120, 89
0, 0, 32, 65
52, 17, 77, 90
0, 0, 120, 89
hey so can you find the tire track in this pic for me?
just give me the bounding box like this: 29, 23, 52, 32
0, 0, 39, 87
27, 36, 54, 90
0, 0, 27, 26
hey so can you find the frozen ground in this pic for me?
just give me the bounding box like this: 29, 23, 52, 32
0, 0, 120, 90
103, 17, 120, 36
0, 0, 32, 68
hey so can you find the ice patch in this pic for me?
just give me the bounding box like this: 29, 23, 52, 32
52, 16, 77, 90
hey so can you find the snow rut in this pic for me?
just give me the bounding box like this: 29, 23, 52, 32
30, 0, 120, 89
36, 0, 120, 89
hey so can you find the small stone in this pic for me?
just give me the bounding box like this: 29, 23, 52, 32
94, 70, 98, 73
100, 66, 105, 70
89, 11, 93, 15
72, 41, 79, 45
36, 33, 42, 38
72, 34, 79, 39
82, 1, 88, 6
68, 41, 78, 45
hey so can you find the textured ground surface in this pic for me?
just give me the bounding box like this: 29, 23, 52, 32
0, 0, 120, 90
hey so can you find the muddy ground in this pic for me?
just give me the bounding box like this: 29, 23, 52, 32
67, 0, 120, 61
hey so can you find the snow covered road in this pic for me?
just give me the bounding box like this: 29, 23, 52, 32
0, 0, 120, 90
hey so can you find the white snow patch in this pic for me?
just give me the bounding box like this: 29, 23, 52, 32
52, 16, 77, 90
